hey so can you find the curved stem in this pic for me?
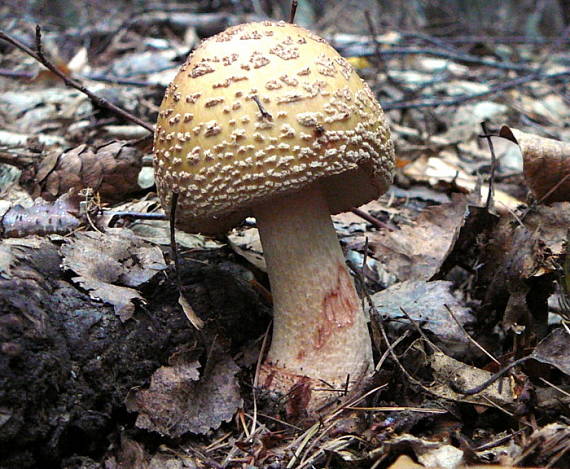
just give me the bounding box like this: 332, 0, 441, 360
254, 184, 373, 399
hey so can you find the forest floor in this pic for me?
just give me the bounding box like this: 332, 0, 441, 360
0, 1, 569, 468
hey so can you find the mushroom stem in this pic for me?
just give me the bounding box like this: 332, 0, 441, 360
254, 184, 373, 402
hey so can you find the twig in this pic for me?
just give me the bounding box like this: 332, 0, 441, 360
107, 211, 168, 227
537, 24, 570, 70
375, 331, 409, 372
0, 68, 168, 88
0, 68, 34, 79
289, 0, 298, 23
251, 95, 273, 121
382, 70, 569, 111
439, 34, 570, 45
256, 412, 303, 431
364, 13, 383, 62
169, 192, 183, 291
350, 207, 394, 231
444, 304, 499, 366
400, 31, 463, 55
335, 45, 534, 72
519, 173, 570, 221
472, 429, 525, 451
538, 377, 570, 399
364, 11, 408, 94
365, 287, 431, 391
0, 151, 37, 169
0, 26, 154, 133
538, 173, 570, 204
297, 385, 388, 468
399, 306, 442, 353
84, 73, 165, 87
251, 322, 272, 437
479, 122, 497, 210
347, 406, 446, 413
450, 356, 532, 395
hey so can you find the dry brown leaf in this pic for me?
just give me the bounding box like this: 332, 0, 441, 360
127, 353, 242, 437
368, 195, 469, 281
371, 280, 475, 349
488, 226, 550, 335
428, 352, 517, 408
100, 197, 222, 249
532, 328, 570, 376
105, 434, 200, 469
523, 202, 570, 255
482, 207, 560, 337
402, 153, 522, 212
228, 227, 266, 272
61, 228, 166, 321
106, 437, 148, 469
500, 126, 570, 203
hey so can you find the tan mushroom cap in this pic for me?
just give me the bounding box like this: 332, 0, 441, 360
154, 21, 395, 234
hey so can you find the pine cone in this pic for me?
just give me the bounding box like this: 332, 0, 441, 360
34, 141, 143, 202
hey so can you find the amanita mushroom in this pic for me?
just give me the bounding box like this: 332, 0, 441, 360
153, 21, 395, 411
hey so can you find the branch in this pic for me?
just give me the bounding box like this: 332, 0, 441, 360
334, 44, 534, 73
382, 70, 570, 111
0, 26, 154, 133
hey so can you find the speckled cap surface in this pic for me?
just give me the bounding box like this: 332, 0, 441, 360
154, 21, 395, 234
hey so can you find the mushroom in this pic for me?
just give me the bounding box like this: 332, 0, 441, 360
153, 21, 395, 411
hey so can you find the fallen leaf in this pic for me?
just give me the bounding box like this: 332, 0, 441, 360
178, 294, 205, 330
500, 126, 570, 203
402, 153, 522, 212
368, 195, 469, 281
428, 352, 517, 408
387, 433, 464, 469
127, 353, 242, 437
228, 226, 266, 272
532, 328, 570, 376
523, 202, 570, 255
371, 280, 475, 348
61, 228, 166, 320
482, 213, 558, 337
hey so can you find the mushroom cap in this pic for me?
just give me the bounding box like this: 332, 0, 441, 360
153, 21, 395, 234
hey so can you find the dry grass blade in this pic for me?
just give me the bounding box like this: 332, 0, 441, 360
346, 406, 446, 413
286, 422, 321, 468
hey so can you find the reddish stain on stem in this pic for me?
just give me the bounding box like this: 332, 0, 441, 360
314, 265, 358, 349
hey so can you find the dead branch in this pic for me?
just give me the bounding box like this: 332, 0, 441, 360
450, 356, 532, 395
0, 26, 154, 133
383, 70, 569, 111
333, 43, 534, 73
